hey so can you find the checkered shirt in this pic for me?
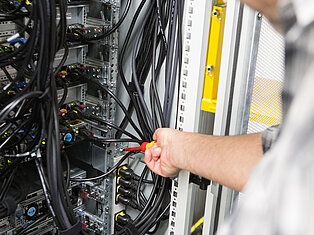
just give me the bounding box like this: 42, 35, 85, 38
219, 0, 314, 234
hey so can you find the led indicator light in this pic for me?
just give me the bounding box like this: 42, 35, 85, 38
64, 133, 72, 142
27, 207, 36, 217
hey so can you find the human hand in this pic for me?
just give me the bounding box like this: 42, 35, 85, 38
144, 128, 187, 177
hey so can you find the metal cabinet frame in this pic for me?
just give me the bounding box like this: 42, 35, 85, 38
168, 1, 262, 234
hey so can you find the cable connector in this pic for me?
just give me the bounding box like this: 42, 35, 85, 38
116, 177, 137, 190
115, 210, 133, 226
117, 185, 136, 199
117, 166, 142, 181
128, 81, 144, 93
116, 194, 140, 210
117, 165, 133, 179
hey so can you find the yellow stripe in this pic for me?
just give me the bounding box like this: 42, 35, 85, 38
118, 165, 127, 176
249, 112, 281, 126
191, 217, 204, 233
115, 211, 125, 221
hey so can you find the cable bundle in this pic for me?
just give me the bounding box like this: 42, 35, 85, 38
0, 0, 184, 233
65, 0, 184, 232
0, 0, 81, 233
113, 0, 184, 233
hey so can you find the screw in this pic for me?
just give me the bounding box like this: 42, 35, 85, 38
213, 9, 219, 17
207, 65, 214, 73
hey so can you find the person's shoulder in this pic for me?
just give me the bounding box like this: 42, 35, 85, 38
279, 0, 314, 33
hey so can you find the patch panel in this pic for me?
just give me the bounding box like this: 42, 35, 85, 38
57, 83, 87, 104
0, 66, 17, 84
54, 45, 88, 68
87, 1, 111, 23
77, 210, 105, 234
0, 0, 122, 234
0, 168, 91, 234
0, 21, 18, 32
86, 101, 106, 118
0, 29, 19, 42
57, 4, 88, 26
87, 41, 111, 62
86, 65, 109, 81
80, 181, 106, 202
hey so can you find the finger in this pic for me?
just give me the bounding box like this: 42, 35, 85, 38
155, 158, 165, 177
150, 145, 161, 157
145, 149, 162, 176
144, 149, 153, 165
149, 145, 161, 161
153, 128, 161, 141
144, 149, 156, 171
152, 154, 159, 161
156, 159, 175, 178
152, 158, 163, 176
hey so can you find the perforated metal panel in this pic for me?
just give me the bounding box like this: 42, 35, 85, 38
247, 17, 285, 134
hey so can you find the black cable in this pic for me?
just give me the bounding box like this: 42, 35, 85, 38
0, 0, 183, 233
55, 43, 69, 76
88, 137, 142, 144
113, 1, 182, 233
0, 0, 79, 230
70, 151, 135, 182
87, 78, 144, 140
116, 0, 148, 139
136, 166, 149, 209
79, 0, 132, 41
145, 203, 170, 234
0, 91, 43, 124
58, 79, 68, 107
78, 110, 140, 141
63, 151, 71, 189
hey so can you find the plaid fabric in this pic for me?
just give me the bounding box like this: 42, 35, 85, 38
219, 0, 314, 234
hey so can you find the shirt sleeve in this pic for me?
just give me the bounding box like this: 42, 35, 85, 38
260, 125, 281, 154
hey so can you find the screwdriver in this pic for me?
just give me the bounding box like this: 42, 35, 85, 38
124, 141, 157, 152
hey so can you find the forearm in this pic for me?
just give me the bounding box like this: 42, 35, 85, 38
177, 133, 263, 191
